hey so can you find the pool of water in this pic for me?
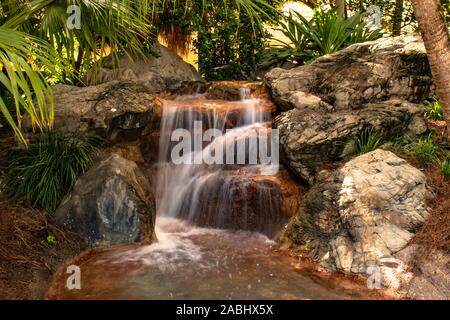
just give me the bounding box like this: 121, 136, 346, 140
46, 217, 385, 300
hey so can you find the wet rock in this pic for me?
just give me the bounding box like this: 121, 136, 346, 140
85, 42, 203, 91
108, 142, 146, 164
205, 82, 253, 101
265, 34, 434, 112
54, 154, 156, 246
48, 81, 162, 145
274, 99, 426, 182
281, 150, 431, 275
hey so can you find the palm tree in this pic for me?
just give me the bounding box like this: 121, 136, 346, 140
0, 0, 275, 145
392, 0, 404, 36
335, 0, 346, 17
411, 0, 450, 132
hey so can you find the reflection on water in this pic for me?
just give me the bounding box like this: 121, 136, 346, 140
47, 218, 384, 300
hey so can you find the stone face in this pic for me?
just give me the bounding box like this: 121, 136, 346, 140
85, 42, 203, 91
54, 154, 156, 246
274, 99, 426, 182
281, 150, 431, 275
265, 35, 434, 112
49, 81, 162, 144
266, 35, 432, 183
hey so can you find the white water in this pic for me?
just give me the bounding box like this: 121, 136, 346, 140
155, 92, 283, 235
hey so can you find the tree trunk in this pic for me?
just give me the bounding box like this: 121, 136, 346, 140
412, 0, 450, 131
392, 0, 404, 36
335, 0, 346, 17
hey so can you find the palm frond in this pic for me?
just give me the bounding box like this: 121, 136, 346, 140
0, 26, 56, 144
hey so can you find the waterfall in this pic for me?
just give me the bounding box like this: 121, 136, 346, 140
155, 91, 283, 237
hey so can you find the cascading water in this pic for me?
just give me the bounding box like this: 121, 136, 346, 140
155, 90, 283, 236
46, 86, 382, 300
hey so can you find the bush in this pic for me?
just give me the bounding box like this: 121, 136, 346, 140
424, 100, 444, 120
357, 128, 384, 154
261, 9, 383, 68
412, 135, 439, 165
1, 131, 98, 212
439, 157, 450, 178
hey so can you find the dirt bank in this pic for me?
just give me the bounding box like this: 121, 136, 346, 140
0, 132, 86, 299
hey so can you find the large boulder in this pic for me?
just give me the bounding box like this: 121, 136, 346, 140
267, 35, 433, 182
54, 154, 156, 246
265, 34, 434, 112
85, 42, 203, 91
274, 99, 426, 182
281, 150, 431, 275
50, 81, 162, 144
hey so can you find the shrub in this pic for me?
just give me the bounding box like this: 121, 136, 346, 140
380, 135, 413, 155
424, 100, 444, 120
261, 9, 383, 68
357, 128, 384, 154
1, 131, 98, 212
412, 135, 439, 165
439, 157, 450, 178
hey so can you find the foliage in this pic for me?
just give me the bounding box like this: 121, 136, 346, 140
347, 0, 418, 35
46, 233, 57, 244
424, 100, 444, 120
145, 0, 281, 80
0, 26, 58, 144
380, 134, 412, 154
262, 9, 382, 68
0, 0, 278, 143
193, 9, 268, 80
1, 131, 98, 212
412, 135, 440, 165
438, 156, 450, 178
357, 127, 384, 154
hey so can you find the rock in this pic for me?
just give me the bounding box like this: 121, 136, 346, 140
265, 34, 434, 112
49, 81, 162, 144
85, 42, 203, 92
392, 245, 450, 299
205, 82, 253, 101
267, 35, 433, 182
54, 154, 156, 246
108, 142, 145, 164
281, 150, 431, 275
274, 99, 426, 182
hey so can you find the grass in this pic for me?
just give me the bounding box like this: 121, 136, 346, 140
438, 157, 450, 178
0, 131, 99, 212
412, 135, 440, 166
356, 127, 384, 154
424, 100, 444, 120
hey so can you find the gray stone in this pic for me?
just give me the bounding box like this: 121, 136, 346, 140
54, 154, 156, 246
281, 150, 431, 275
265, 34, 434, 112
49, 81, 162, 144
85, 42, 203, 92
274, 99, 426, 182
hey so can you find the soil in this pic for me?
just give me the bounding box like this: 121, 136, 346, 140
0, 131, 86, 299
391, 153, 450, 256
412, 164, 450, 257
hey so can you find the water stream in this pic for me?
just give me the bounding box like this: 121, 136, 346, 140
47, 89, 383, 300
